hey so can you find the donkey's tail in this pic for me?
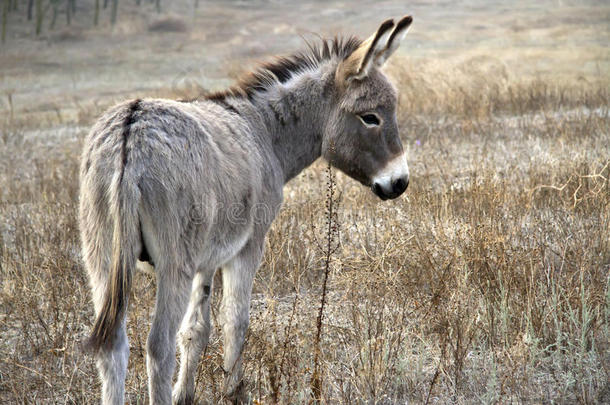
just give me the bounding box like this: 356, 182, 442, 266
87, 100, 142, 353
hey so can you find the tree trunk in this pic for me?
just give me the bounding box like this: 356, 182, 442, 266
103, 0, 108, 9
2, 0, 8, 43
110, 0, 117, 25
27, 0, 34, 20
50, 2, 58, 30
66, 0, 71, 25
35, 0, 43, 36
155, 0, 160, 13
94, 0, 99, 25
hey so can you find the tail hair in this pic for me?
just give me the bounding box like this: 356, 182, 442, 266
86, 100, 141, 352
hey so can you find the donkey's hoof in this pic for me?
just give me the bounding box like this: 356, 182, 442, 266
173, 391, 195, 405
224, 381, 248, 404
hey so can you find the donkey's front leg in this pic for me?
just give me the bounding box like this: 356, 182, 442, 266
147, 265, 193, 405
220, 240, 262, 403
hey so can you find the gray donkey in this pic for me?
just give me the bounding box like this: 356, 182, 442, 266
80, 15, 412, 404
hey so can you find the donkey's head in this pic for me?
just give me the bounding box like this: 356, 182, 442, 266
323, 16, 412, 200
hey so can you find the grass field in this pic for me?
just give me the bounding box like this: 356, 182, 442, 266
1, 0, 609, 403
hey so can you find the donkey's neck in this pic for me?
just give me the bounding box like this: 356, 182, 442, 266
249, 64, 335, 183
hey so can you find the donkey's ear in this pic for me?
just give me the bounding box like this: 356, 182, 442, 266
337, 18, 395, 83
375, 15, 412, 67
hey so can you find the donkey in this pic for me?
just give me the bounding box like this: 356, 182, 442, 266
80, 15, 412, 404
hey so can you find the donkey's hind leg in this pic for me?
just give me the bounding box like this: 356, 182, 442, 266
173, 268, 215, 405
95, 317, 129, 405
220, 239, 263, 403
83, 230, 129, 405
146, 261, 194, 405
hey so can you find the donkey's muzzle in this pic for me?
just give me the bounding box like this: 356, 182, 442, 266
372, 176, 409, 200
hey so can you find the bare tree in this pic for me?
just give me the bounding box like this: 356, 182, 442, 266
66, 0, 71, 25
110, 0, 117, 25
94, 0, 99, 25
49, 0, 59, 29
2, 0, 8, 43
35, 0, 45, 36
28, 0, 34, 20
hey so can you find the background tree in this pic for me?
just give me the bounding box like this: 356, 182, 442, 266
35, 0, 46, 36
110, 0, 117, 25
28, 0, 34, 20
2, 0, 9, 43
94, 0, 98, 25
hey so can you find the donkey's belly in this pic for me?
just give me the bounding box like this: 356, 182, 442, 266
194, 222, 252, 271
138, 203, 253, 273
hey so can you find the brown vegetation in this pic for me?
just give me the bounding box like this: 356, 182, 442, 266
1, 1, 609, 403
1, 61, 608, 402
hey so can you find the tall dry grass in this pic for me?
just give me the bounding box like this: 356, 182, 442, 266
0, 59, 608, 403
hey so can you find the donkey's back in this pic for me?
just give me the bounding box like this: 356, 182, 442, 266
83, 98, 261, 210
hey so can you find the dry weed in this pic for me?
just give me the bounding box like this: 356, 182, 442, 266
0, 62, 608, 404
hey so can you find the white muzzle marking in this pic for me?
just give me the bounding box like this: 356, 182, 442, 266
372, 151, 409, 189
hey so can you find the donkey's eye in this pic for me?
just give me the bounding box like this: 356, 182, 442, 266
358, 113, 381, 127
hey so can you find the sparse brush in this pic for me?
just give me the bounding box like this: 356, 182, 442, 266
1, 60, 608, 404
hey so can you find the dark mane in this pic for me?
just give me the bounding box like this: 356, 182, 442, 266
206, 36, 362, 101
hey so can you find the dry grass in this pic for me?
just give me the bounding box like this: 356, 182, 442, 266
1, 56, 609, 404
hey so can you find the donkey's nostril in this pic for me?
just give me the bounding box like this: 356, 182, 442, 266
373, 182, 384, 197
372, 182, 389, 200
392, 177, 409, 195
